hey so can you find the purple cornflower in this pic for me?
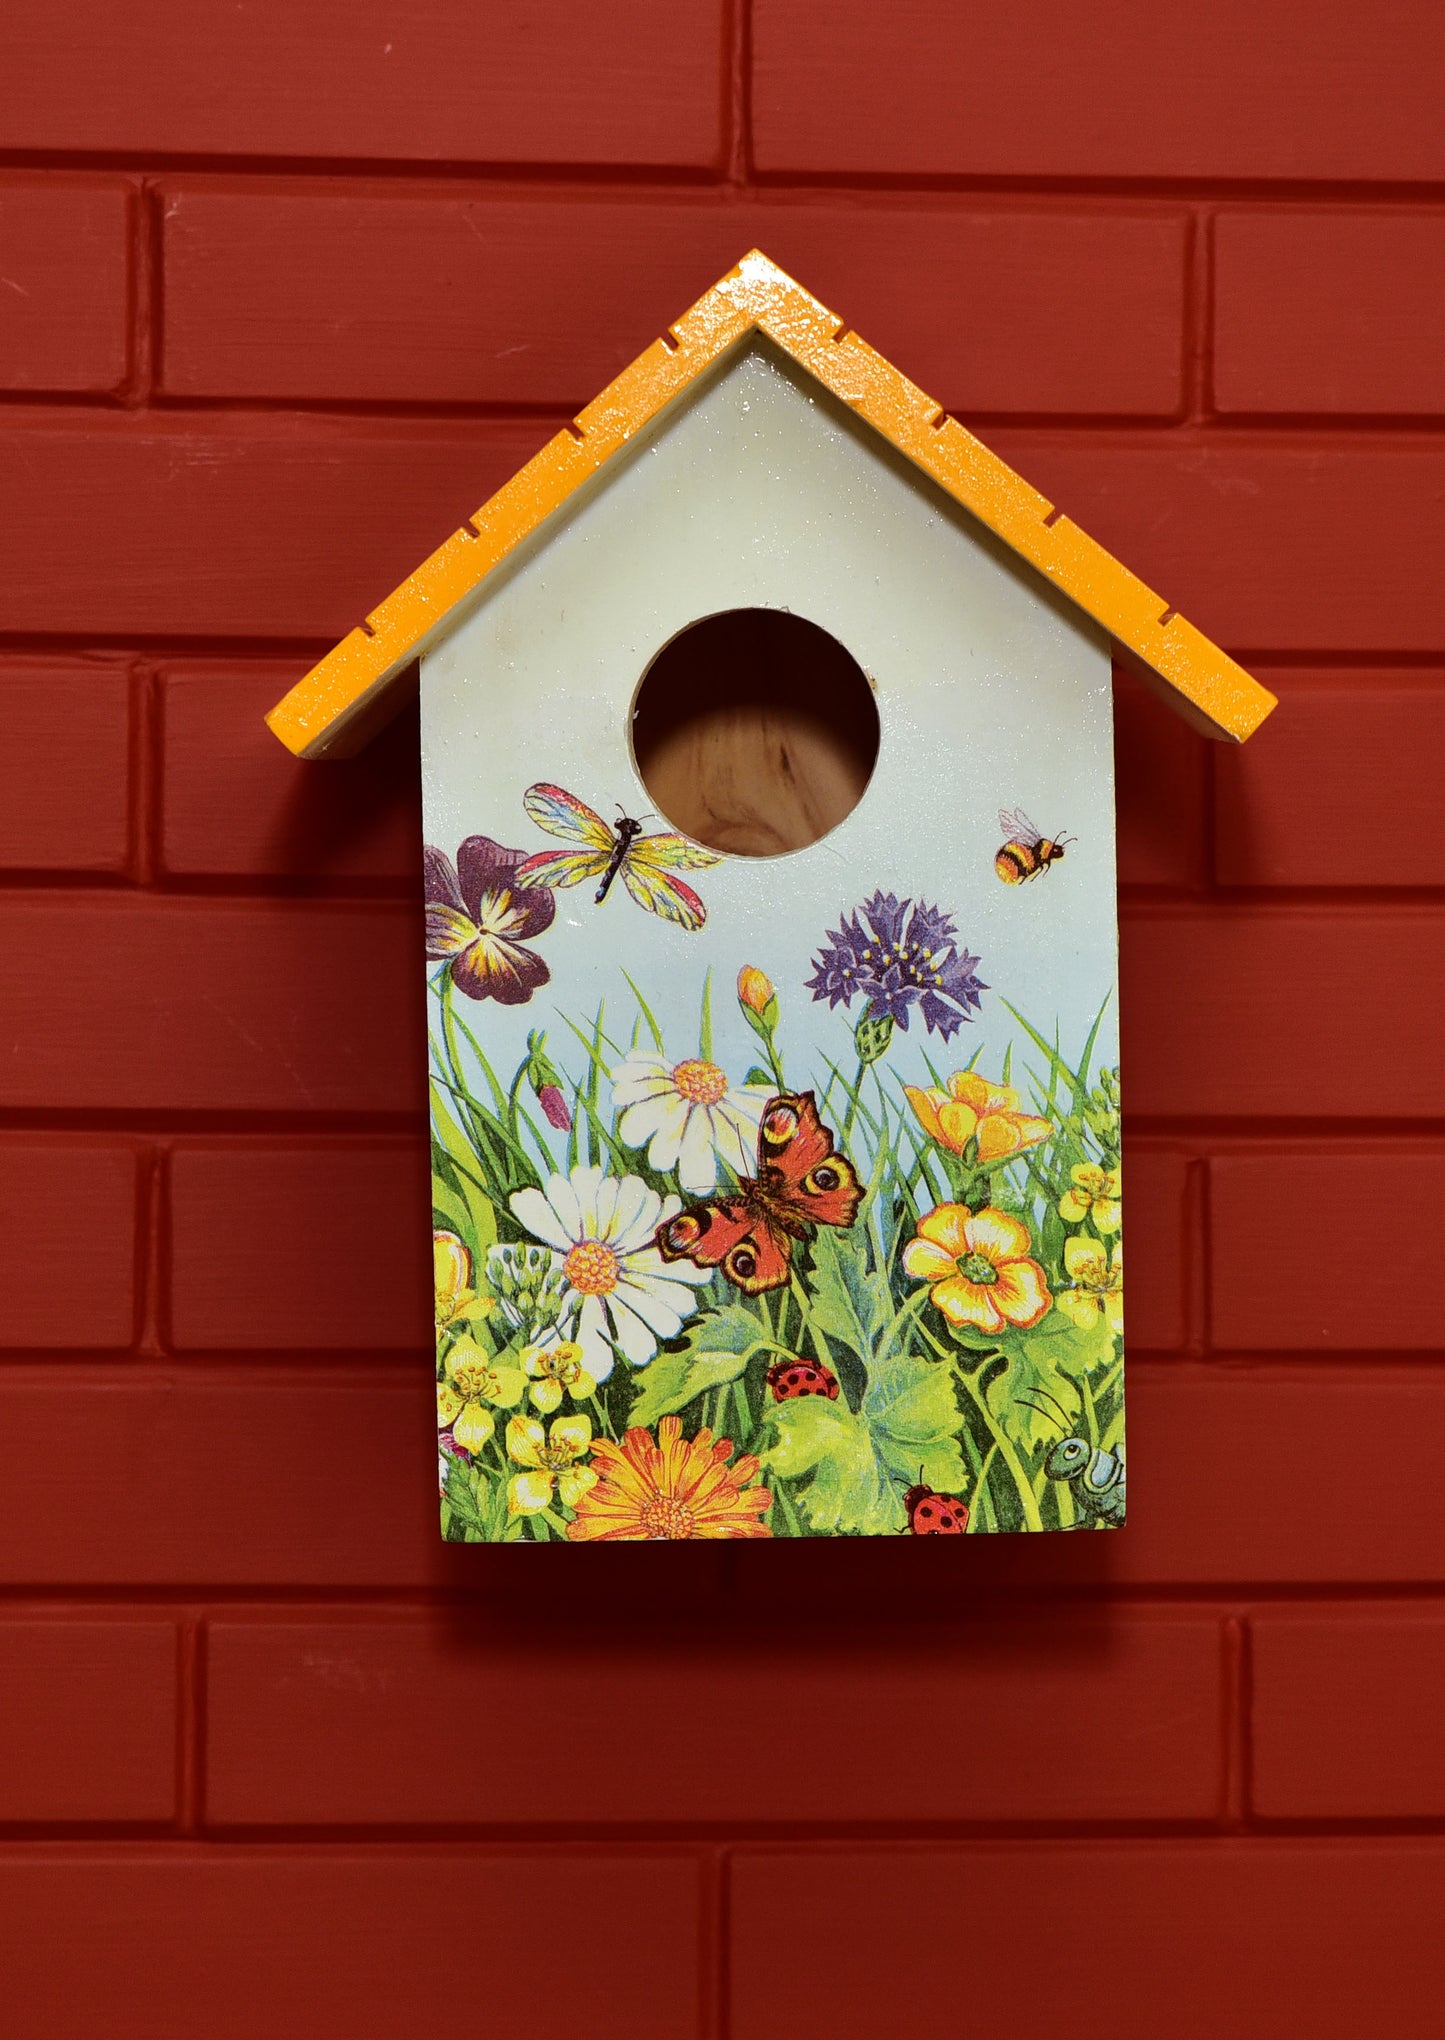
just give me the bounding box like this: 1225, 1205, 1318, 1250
806, 890, 987, 1042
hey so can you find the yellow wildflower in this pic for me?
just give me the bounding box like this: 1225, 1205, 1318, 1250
434, 1231, 494, 1339
1059, 1164, 1121, 1233
523, 1339, 597, 1414
904, 1072, 1051, 1164
436, 1338, 526, 1453
506, 1413, 597, 1515
902, 1204, 1051, 1335
1056, 1234, 1123, 1335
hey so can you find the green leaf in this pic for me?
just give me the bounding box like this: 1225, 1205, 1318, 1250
804, 1224, 891, 1366
762, 1398, 896, 1533
745, 1065, 773, 1088
431, 1173, 473, 1245
761, 1340, 968, 1535
627, 1304, 765, 1427
985, 1311, 1115, 1450
443, 1458, 482, 1524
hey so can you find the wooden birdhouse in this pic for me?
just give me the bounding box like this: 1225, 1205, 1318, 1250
267, 252, 1275, 1544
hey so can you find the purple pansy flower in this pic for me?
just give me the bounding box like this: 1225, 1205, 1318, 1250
806, 889, 987, 1042
424, 836, 556, 1005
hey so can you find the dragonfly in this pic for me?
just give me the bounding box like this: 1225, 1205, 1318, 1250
514, 783, 721, 932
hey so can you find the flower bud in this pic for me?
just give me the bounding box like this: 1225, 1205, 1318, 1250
537, 1083, 571, 1131
853, 1011, 895, 1065
737, 966, 775, 1015
524, 1028, 571, 1129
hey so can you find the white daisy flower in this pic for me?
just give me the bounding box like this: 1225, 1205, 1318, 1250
508, 1166, 710, 1378
610, 1052, 773, 1194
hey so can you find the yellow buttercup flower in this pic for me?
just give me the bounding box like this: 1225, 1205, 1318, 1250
904, 1072, 1051, 1164
902, 1203, 1052, 1335
1059, 1164, 1121, 1233
523, 1339, 597, 1414
506, 1413, 598, 1515
434, 1231, 495, 1340
436, 1339, 526, 1452
1057, 1234, 1124, 1335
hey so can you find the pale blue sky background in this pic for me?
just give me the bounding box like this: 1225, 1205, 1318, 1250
421, 341, 1119, 1126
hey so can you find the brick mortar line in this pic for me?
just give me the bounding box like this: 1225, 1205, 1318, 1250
0, 1582, 1442, 1608
14, 882, 1445, 910
8, 152, 1445, 201
4, 395, 1445, 433
0, 1819, 1439, 1845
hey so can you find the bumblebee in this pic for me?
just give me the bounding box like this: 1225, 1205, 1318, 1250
994, 806, 1073, 884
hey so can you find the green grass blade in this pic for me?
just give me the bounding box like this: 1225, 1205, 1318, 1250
699, 967, 713, 1061
621, 971, 665, 1053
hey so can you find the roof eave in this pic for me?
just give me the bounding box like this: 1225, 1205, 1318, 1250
265, 248, 1276, 758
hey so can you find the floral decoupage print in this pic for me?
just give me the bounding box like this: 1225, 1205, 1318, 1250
428, 793, 1124, 1541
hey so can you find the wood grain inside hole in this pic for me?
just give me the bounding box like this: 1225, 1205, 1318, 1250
631, 609, 879, 857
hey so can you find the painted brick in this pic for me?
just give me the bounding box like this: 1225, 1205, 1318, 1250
169, 1141, 429, 1351
984, 432, 1445, 656
159, 663, 418, 882
0, 1367, 437, 1589
0, 1142, 139, 1350
0, 1621, 176, 1821
1114, 671, 1206, 889
0, 1, 723, 166
1209, 1150, 1444, 1350
0, 1364, 1439, 1589
1119, 1146, 1189, 1352
5, 419, 1438, 651
1121, 908, 1445, 1119
1214, 210, 1445, 416
730, 1841, 1445, 2040
0, 897, 419, 1114
0, 663, 131, 873
1251, 1608, 1445, 1818
1109, 1370, 1445, 1584
0, 1850, 704, 2040
205, 1608, 1221, 1827
160, 192, 1186, 417
1214, 676, 1445, 888
0, 182, 130, 393
0, 414, 539, 641
753, 0, 1445, 181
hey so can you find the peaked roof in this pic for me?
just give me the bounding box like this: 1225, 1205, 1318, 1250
266, 250, 1276, 757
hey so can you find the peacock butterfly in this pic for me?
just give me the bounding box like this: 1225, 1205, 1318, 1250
653, 1091, 860, 1294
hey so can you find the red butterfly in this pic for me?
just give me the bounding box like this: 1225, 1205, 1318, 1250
765, 1356, 840, 1402
654, 1091, 861, 1294
904, 1478, 970, 1535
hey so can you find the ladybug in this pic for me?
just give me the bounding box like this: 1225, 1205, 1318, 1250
903, 1479, 969, 1535
765, 1356, 840, 1401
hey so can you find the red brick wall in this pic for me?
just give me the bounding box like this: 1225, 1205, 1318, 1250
1, 4, 1441, 2033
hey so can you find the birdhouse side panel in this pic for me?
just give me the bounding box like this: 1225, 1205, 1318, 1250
424, 345, 1122, 1543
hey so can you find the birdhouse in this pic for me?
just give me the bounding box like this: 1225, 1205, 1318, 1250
267, 252, 1274, 1544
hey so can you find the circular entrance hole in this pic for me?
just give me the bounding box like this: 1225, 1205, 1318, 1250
630, 608, 880, 857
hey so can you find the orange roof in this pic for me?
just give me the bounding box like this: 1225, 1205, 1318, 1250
266, 250, 1276, 758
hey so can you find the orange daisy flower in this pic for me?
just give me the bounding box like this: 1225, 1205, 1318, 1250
566, 1414, 773, 1541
